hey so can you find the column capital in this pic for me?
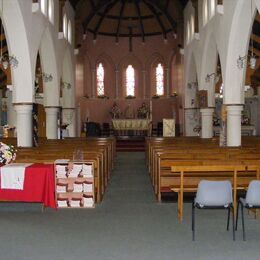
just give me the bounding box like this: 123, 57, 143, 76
226, 105, 243, 113
200, 107, 214, 115
14, 103, 33, 113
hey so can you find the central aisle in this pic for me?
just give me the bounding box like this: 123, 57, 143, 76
104, 152, 156, 204
0, 152, 259, 260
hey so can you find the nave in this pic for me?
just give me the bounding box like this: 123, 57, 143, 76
0, 152, 260, 260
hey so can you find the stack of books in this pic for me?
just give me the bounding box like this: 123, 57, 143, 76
57, 198, 69, 207
56, 165, 67, 178
82, 164, 93, 177
68, 164, 82, 177
73, 182, 83, 192
70, 198, 82, 207
83, 181, 93, 193
83, 194, 94, 207
56, 183, 68, 193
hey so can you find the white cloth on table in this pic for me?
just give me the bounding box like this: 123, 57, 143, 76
0, 163, 32, 190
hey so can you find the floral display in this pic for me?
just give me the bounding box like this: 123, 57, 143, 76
110, 102, 121, 119
0, 142, 16, 165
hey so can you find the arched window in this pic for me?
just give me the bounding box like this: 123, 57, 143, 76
68, 20, 72, 44
156, 63, 164, 96
210, 0, 216, 18
48, 0, 54, 24
96, 63, 105, 96
41, 0, 47, 15
126, 65, 135, 96
63, 14, 68, 39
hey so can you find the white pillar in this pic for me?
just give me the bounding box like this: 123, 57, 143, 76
6, 90, 16, 127
142, 70, 146, 98
226, 105, 243, 147
14, 104, 33, 147
184, 108, 199, 136
63, 108, 76, 137
200, 108, 214, 138
115, 70, 119, 99
45, 107, 59, 139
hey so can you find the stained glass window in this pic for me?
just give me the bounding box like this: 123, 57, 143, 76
96, 63, 105, 96
156, 63, 164, 96
126, 65, 135, 96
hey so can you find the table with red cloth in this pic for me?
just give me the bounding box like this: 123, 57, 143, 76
0, 163, 56, 209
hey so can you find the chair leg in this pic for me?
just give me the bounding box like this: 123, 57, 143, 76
232, 206, 235, 241
192, 202, 195, 241
227, 207, 230, 231
235, 200, 240, 231
241, 204, 246, 241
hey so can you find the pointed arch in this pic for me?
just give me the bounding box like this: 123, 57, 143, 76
200, 31, 219, 107
39, 27, 59, 106
224, 0, 259, 104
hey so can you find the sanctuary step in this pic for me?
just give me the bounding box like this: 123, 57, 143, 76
116, 137, 145, 152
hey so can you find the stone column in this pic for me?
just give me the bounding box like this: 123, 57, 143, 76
184, 108, 199, 136
200, 108, 214, 138
45, 107, 59, 139
115, 70, 119, 99
63, 108, 76, 137
226, 105, 243, 147
6, 89, 16, 127
14, 104, 33, 147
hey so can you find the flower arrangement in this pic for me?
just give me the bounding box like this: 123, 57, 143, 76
0, 142, 16, 165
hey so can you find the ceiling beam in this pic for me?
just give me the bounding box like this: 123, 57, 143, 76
82, 0, 115, 30
143, 0, 167, 38
93, 0, 119, 37
116, 0, 126, 42
134, 0, 145, 42
146, 0, 177, 31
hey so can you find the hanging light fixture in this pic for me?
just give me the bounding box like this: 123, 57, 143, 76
61, 81, 71, 89
0, 0, 18, 70
41, 73, 53, 82
205, 72, 220, 83
237, 0, 257, 70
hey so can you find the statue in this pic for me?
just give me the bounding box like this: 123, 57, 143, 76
110, 102, 120, 119
137, 102, 149, 118
124, 103, 134, 119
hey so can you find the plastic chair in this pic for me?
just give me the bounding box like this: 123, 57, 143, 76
235, 180, 260, 241
192, 180, 235, 241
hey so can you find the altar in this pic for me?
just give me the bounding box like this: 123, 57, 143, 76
112, 119, 151, 136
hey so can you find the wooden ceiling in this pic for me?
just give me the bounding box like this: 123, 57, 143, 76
69, 0, 188, 41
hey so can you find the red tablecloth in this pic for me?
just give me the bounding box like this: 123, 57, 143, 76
0, 163, 56, 209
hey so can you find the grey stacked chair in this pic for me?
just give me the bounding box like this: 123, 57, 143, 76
235, 180, 260, 241
192, 180, 235, 241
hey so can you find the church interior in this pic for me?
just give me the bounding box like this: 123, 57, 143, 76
0, 0, 260, 259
